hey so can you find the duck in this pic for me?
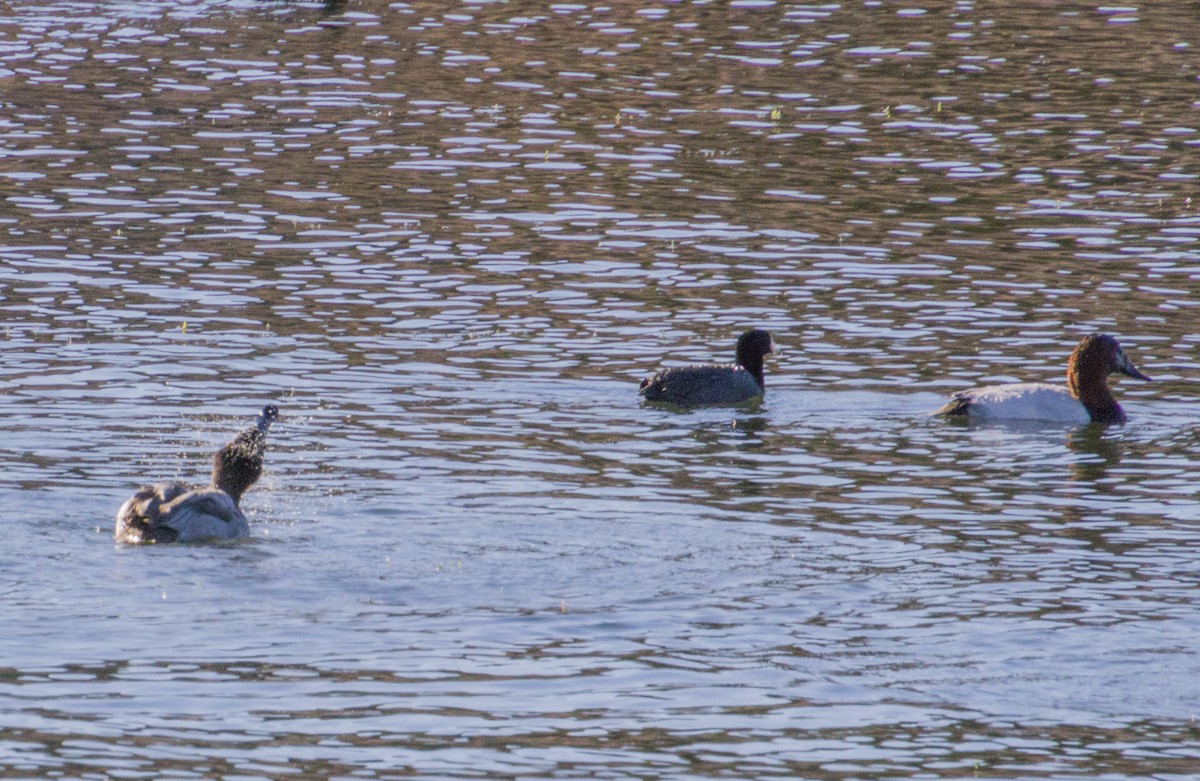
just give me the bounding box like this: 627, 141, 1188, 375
114, 405, 279, 544
639, 329, 775, 407
934, 333, 1149, 424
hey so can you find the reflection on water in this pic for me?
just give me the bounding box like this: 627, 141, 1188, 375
3, 0, 1200, 778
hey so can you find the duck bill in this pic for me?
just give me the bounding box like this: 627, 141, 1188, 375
1114, 347, 1150, 382
1122, 365, 1151, 382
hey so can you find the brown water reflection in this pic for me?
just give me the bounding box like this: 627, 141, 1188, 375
3, 1, 1200, 779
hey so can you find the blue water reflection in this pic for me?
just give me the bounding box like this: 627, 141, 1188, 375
2, 0, 1200, 778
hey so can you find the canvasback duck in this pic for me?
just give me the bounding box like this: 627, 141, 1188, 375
114, 405, 279, 544
935, 334, 1149, 424
639, 329, 775, 407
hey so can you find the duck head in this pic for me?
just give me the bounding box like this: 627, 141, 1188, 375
735, 328, 775, 387
735, 329, 774, 363
257, 404, 280, 432
1070, 333, 1150, 384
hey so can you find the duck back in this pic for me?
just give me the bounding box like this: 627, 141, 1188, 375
115, 482, 249, 544
640, 365, 764, 406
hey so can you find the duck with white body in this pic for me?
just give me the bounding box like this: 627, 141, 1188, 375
935, 334, 1149, 424
115, 405, 279, 544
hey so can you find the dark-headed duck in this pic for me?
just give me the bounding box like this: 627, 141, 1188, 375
935, 334, 1149, 424
114, 405, 279, 544
639, 329, 775, 407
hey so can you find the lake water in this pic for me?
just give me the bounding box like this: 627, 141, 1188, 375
3, 1, 1200, 778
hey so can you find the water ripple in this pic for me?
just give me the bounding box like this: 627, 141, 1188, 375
2, 1, 1200, 778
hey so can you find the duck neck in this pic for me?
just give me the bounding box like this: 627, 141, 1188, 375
214, 472, 250, 503
740, 354, 766, 389
1068, 360, 1123, 423
211, 430, 264, 503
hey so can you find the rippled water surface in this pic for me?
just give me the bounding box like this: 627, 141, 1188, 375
4, 1, 1200, 778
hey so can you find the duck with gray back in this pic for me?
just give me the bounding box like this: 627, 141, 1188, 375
934, 333, 1149, 424
640, 329, 775, 407
115, 405, 279, 544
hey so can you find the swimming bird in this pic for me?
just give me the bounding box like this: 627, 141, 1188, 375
114, 405, 279, 544
639, 329, 775, 407
934, 333, 1149, 424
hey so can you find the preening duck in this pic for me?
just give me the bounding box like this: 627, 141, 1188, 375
639, 329, 775, 407
935, 334, 1149, 424
114, 405, 279, 544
